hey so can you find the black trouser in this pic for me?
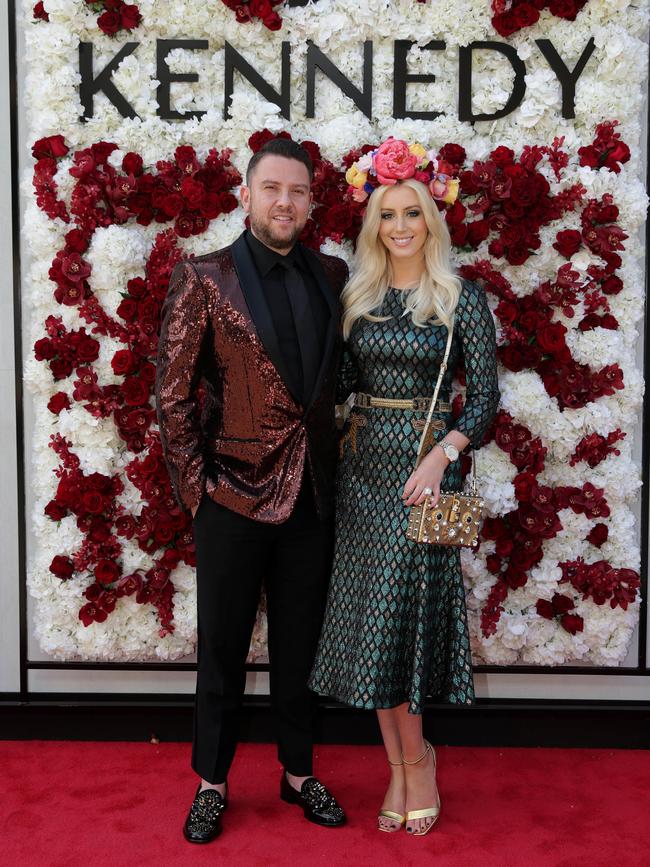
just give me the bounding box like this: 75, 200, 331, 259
191, 479, 334, 784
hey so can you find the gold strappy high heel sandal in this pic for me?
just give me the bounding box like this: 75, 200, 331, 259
378, 757, 406, 833
403, 740, 441, 836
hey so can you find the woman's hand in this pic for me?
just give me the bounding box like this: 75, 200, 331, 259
402, 446, 449, 507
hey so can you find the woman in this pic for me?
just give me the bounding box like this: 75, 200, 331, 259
309, 140, 500, 836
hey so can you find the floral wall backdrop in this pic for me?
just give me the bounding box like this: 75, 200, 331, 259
23, 0, 648, 665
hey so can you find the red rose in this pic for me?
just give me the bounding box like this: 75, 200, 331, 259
505, 246, 531, 266
33, 1, 49, 21
248, 129, 291, 153
181, 176, 205, 208
601, 275, 623, 296
536, 321, 567, 354
88, 519, 111, 543
467, 220, 490, 247
117, 298, 138, 322
34, 338, 55, 361
122, 376, 150, 406
481, 516, 508, 541
122, 152, 143, 176
549, 0, 580, 20
139, 361, 156, 384
486, 554, 502, 575
513, 3, 540, 28
586, 523, 608, 547
560, 613, 584, 635
513, 472, 536, 503
115, 515, 136, 539
235, 4, 253, 22
439, 143, 466, 166
90, 141, 118, 164
535, 599, 554, 619
490, 145, 515, 168
127, 276, 148, 299
119, 3, 142, 30
96, 559, 120, 585
50, 555, 74, 580
44, 501, 67, 521
510, 544, 543, 571
155, 192, 184, 218
154, 524, 175, 545
64, 229, 89, 254
81, 490, 105, 515
491, 11, 518, 38
97, 10, 121, 35
494, 536, 513, 558
77, 335, 100, 362
553, 229, 582, 258
50, 358, 74, 380
32, 134, 68, 160
262, 11, 282, 30
84, 583, 102, 603
250, 0, 272, 17
111, 349, 138, 376
504, 565, 527, 589
551, 593, 574, 615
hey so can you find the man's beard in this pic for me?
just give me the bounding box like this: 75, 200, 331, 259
249, 212, 303, 251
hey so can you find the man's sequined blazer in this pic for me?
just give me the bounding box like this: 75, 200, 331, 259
156, 231, 348, 523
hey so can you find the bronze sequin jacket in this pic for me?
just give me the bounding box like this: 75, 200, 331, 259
155, 232, 348, 522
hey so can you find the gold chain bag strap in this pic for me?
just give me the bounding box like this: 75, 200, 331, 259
405, 323, 484, 547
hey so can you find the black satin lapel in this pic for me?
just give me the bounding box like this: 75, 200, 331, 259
231, 234, 302, 405
301, 248, 338, 412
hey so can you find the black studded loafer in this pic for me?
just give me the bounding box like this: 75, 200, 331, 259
183, 785, 228, 843
280, 772, 346, 827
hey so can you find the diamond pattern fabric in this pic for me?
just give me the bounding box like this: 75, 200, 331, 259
309, 281, 499, 712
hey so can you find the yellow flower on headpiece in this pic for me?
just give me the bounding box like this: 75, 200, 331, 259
409, 142, 429, 169
443, 178, 460, 204
346, 165, 368, 189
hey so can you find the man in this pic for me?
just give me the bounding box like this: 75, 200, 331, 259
156, 138, 347, 843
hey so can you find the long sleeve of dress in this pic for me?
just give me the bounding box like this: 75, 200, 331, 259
156, 261, 209, 513
453, 280, 500, 449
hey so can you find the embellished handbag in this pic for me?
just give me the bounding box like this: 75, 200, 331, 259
405, 323, 484, 547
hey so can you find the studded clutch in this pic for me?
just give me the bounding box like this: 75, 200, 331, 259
405, 319, 484, 548
406, 489, 484, 547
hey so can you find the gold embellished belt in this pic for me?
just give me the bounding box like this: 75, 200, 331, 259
354, 393, 451, 413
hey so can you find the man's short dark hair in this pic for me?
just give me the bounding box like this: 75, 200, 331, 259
246, 138, 313, 185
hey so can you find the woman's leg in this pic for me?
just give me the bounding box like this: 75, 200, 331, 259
393, 705, 438, 834
376, 708, 406, 831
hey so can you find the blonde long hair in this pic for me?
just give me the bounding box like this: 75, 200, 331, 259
341, 179, 462, 339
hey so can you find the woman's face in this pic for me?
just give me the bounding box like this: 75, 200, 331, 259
377, 184, 429, 262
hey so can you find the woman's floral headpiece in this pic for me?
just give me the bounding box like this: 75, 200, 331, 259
345, 137, 459, 206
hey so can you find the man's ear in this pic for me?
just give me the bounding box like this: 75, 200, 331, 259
240, 184, 250, 213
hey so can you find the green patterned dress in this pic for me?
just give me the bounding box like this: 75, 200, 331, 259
308, 280, 499, 712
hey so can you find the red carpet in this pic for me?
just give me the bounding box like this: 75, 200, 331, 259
2, 741, 649, 867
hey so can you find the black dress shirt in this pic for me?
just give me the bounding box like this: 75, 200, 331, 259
245, 230, 329, 404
